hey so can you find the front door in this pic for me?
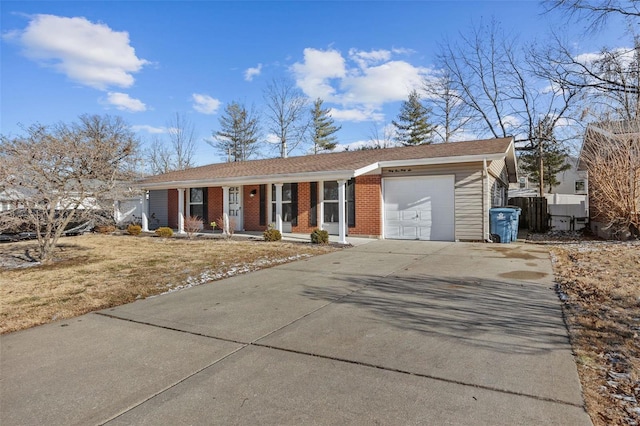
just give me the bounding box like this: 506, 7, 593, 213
228, 186, 243, 231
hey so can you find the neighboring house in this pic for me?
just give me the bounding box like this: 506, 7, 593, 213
136, 137, 517, 243
0, 188, 24, 212
579, 122, 640, 239
508, 157, 588, 231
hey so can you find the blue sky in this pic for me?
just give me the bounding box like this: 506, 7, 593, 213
1, 1, 622, 167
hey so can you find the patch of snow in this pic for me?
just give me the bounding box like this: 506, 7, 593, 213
157, 253, 312, 296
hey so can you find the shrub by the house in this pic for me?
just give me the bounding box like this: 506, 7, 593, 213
263, 225, 282, 242
155, 227, 173, 238
127, 224, 142, 236
310, 228, 329, 244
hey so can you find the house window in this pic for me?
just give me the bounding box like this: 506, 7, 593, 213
190, 188, 204, 219
575, 180, 586, 193
323, 180, 355, 226
519, 176, 527, 189
272, 183, 293, 222
323, 181, 339, 223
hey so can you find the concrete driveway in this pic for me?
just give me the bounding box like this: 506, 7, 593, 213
1, 241, 591, 425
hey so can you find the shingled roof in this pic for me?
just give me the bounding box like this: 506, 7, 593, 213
139, 137, 515, 189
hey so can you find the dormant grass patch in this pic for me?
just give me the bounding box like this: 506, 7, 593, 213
550, 241, 640, 426
0, 233, 340, 334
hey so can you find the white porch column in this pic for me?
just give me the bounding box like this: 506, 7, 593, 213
141, 190, 149, 232
222, 186, 230, 234
337, 179, 347, 244
274, 183, 283, 233
177, 188, 185, 234
318, 181, 325, 231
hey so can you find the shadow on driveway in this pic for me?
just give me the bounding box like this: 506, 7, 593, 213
300, 273, 568, 355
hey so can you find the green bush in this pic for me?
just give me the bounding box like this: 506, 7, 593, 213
310, 229, 329, 244
155, 227, 173, 238
127, 224, 142, 236
263, 227, 282, 242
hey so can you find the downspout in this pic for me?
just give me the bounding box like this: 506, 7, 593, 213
483, 158, 492, 242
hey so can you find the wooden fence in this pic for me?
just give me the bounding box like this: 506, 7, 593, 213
508, 197, 549, 233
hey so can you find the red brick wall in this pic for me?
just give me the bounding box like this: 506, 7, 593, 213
349, 175, 382, 237
207, 187, 223, 230
167, 189, 178, 228
243, 185, 262, 231
292, 182, 316, 233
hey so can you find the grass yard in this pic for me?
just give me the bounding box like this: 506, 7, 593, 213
0, 233, 340, 334
547, 239, 640, 426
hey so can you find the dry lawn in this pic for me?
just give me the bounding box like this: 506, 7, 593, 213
0, 233, 340, 334
549, 240, 640, 426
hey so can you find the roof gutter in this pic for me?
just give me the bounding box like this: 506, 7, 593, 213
137, 149, 516, 189
137, 169, 356, 190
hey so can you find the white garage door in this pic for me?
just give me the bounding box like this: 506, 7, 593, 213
384, 175, 455, 241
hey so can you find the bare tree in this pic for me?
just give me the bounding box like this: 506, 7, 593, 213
367, 123, 397, 149
438, 20, 580, 195
211, 101, 261, 162
0, 115, 139, 262
423, 69, 474, 142
145, 113, 197, 174
167, 112, 197, 170
544, 0, 640, 31
534, 35, 640, 122
147, 136, 174, 175
582, 120, 640, 238
264, 77, 309, 158
438, 20, 578, 151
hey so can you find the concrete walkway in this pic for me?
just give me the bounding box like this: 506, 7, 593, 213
1, 241, 591, 425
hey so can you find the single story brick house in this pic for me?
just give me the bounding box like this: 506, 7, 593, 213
136, 137, 517, 243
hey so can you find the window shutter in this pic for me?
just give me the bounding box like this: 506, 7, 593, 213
202, 187, 208, 223
309, 182, 318, 227
291, 183, 298, 226
259, 184, 266, 226
347, 179, 355, 228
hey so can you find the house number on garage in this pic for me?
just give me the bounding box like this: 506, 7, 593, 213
388, 168, 413, 173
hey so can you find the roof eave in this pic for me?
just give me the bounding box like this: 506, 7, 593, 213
137, 169, 357, 190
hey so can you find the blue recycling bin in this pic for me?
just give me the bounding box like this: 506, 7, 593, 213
489, 208, 518, 243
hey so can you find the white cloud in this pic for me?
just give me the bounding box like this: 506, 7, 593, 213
244, 63, 262, 81
574, 47, 636, 70
330, 107, 384, 123
342, 60, 429, 105
292, 48, 346, 100
501, 115, 522, 129
291, 47, 431, 123
132, 124, 166, 134
106, 92, 146, 112
348, 48, 391, 68
265, 133, 280, 144
192, 93, 221, 114
8, 14, 148, 90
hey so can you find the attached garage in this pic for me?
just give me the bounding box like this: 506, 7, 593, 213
383, 175, 455, 241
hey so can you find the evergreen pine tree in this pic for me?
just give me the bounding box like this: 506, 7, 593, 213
311, 98, 341, 153
519, 118, 571, 193
392, 89, 434, 146
213, 102, 260, 162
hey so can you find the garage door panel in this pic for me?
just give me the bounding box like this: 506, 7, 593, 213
385, 211, 401, 221
384, 176, 455, 241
